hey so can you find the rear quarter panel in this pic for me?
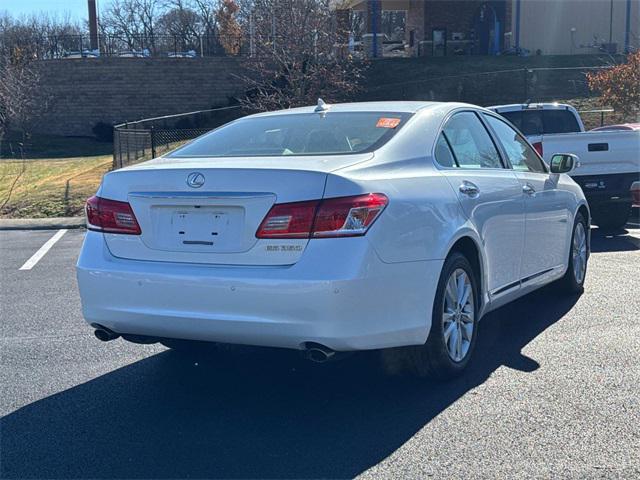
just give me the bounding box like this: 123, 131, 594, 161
324, 107, 469, 264
325, 162, 465, 263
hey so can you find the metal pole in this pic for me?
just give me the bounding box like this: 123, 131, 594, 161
624, 0, 631, 53
313, 29, 318, 59
272, 11, 276, 53
372, 0, 378, 58
113, 128, 118, 169
609, 0, 614, 45
150, 126, 156, 159
514, 0, 521, 51
125, 123, 130, 166
249, 13, 255, 57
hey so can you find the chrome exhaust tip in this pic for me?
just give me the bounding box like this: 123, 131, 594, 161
304, 343, 336, 363
92, 324, 120, 342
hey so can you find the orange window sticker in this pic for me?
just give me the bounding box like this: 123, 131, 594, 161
376, 117, 402, 129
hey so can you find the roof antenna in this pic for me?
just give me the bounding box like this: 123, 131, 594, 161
314, 98, 330, 113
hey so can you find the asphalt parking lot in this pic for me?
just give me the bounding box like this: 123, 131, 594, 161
1, 222, 639, 479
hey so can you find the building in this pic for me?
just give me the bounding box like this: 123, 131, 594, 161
342, 0, 639, 57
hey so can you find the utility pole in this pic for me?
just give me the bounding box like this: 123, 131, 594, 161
624, 0, 631, 53
88, 0, 99, 51
514, 0, 521, 52
372, 0, 378, 58
608, 0, 614, 46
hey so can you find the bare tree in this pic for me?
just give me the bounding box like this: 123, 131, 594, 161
0, 11, 84, 59
100, 0, 161, 49
0, 50, 43, 142
158, 1, 202, 36
238, 0, 366, 111
190, 0, 221, 36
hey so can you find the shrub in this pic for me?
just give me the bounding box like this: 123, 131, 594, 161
586, 51, 640, 120
92, 121, 114, 142
216, 0, 242, 56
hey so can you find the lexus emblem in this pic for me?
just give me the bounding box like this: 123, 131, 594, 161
186, 172, 205, 188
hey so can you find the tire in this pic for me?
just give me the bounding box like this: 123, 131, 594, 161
559, 212, 589, 294
404, 251, 479, 379
592, 203, 631, 231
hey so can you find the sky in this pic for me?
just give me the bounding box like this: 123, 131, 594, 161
1, 0, 90, 21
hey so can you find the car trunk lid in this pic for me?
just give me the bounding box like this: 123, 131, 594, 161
99, 154, 372, 265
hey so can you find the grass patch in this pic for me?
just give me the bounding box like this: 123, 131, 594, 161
0, 155, 112, 218
0, 132, 113, 218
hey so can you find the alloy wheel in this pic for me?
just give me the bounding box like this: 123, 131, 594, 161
442, 268, 475, 362
572, 221, 587, 284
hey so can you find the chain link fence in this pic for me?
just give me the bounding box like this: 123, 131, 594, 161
113, 106, 244, 169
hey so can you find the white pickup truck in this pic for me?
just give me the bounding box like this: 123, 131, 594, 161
489, 103, 640, 230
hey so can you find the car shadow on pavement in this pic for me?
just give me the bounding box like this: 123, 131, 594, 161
1, 286, 579, 479
590, 227, 640, 253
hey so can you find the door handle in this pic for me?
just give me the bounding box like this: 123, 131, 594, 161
522, 183, 536, 196
459, 181, 480, 197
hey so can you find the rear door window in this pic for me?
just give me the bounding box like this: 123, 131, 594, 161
442, 112, 503, 169
434, 133, 457, 167
483, 114, 547, 173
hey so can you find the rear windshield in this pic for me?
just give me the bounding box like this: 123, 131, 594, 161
168, 111, 412, 157
500, 109, 581, 136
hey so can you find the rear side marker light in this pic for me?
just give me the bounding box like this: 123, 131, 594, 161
85, 195, 141, 235
256, 193, 388, 239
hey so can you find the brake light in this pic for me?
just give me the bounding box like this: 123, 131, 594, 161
256, 193, 388, 239
312, 193, 388, 237
532, 141, 543, 157
85, 195, 141, 235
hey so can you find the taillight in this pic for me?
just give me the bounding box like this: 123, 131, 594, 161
256, 193, 388, 239
85, 195, 141, 235
312, 193, 388, 237
255, 200, 319, 238
532, 141, 543, 157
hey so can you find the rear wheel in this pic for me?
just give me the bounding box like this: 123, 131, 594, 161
592, 203, 631, 231
405, 252, 479, 379
559, 212, 588, 293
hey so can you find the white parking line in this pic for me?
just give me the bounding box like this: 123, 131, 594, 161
19, 229, 68, 271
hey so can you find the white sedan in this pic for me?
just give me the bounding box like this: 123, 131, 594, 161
77, 101, 590, 378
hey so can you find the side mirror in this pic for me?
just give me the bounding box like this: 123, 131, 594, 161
549, 153, 579, 174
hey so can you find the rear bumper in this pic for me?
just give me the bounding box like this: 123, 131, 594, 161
76, 231, 441, 351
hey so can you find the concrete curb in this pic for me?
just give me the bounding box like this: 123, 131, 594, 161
0, 217, 85, 231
